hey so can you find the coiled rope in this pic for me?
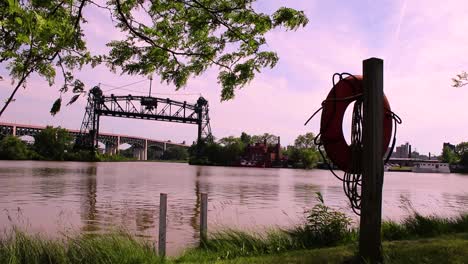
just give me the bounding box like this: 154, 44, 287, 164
305, 73, 402, 215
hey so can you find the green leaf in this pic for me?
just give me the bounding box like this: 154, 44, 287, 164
50, 98, 62, 116
0, 0, 309, 118
67, 94, 80, 105
16, 34, 30, 44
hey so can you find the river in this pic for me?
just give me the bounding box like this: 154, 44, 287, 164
0, 161, 467, 255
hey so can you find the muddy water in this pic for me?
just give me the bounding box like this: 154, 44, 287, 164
0, 161, 467, 254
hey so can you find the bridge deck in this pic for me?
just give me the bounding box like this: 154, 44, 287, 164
0, 122, 187, 147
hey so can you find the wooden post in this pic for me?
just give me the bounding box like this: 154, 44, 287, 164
158, 193, 167, 258
200, 193, 208, 244
359, 58, 384, 263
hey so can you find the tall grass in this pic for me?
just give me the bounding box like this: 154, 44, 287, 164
0, 229, 161, 264
179, 194, 357, 261
1, 211, 468, 263
178, 228, 354, 262
181, 212, 468, 261
382, 213, 468, 240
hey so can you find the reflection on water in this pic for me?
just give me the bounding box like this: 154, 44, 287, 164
0, 161, 467, 255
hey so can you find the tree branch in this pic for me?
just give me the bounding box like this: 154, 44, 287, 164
114, 0, 205, 57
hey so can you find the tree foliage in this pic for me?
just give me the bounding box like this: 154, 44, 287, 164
294, 132, 317, 150
251, 133, 279, 145
0, 135, 29, 160
0, 0, 308, 116
285, 133, 320, 169
441, 146, 458, 165
240, 132, 252, 145
0, 0, 91, 116
161, 146, 189, 161
33, 126, 72, 160
455, 142, 468, 167
191, 132, 320, 169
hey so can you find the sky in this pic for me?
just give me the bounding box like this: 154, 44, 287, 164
1, 0, 468, 155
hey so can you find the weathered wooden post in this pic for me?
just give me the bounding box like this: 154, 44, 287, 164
359, 58, 384, 263
158, 193, 167, 258
200, 193, 208, 244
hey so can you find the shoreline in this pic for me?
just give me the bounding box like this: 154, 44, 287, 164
1, 212, 467, 263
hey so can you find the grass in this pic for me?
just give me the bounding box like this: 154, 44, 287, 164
0, 230, 162, 264
388, 166, 412, 171
382, 213, 468, 240
1, 213, 468, 263
176, 228, 357, 263
210, 234, 468, 264
178, 212, 468, 262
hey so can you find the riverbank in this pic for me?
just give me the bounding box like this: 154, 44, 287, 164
2, 213, 467, 263
1, 232, 467, 263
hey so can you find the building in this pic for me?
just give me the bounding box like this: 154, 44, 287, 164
392, 142, 411, 158
240, 137, 283, 167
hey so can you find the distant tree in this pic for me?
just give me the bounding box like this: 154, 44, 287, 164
300, 149, 320, 169
33, 126, 72, 160
294, 132, 317, 150
441, 146, 459, 164
459, 153, 468, 167
240, 132, 252, 145
455, 142, 468, 155
219, 136, 242, 146
222, 140, 245, 165
162, 146, 189, 161
252, 133, 278, 145
286, 133, 320, 169
0, 136, 29, 160
456, 142, 468, 167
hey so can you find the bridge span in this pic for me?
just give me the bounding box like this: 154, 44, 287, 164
0, 122, 188, 160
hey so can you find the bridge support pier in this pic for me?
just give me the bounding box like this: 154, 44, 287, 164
116, 136, 120, 155
144, 140, 148, 161
132, 147, 147, 161
12, 126, 16, 136
133, 148, 141, 160
105, 143, 118, 155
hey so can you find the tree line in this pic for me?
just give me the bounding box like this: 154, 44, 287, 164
0, 126, 189, 162
0, 126, 321, 168
188, 132, 322, 169
441, 142, 468, 171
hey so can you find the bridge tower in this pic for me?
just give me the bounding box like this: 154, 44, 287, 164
76, 86, 212, 152
76, 86, 103, 151
196, 97, 212, 145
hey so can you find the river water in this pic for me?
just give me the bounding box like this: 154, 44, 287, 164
0, 161, 467, 255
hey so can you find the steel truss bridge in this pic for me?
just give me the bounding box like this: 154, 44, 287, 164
0, 122, 187, 160
77, 86, 212, 152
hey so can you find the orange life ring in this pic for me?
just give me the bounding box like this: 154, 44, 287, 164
320, 75, 392, 173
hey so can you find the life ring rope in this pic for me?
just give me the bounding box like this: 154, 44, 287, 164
306, 72, 402, 215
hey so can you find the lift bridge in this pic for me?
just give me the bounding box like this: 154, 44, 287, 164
76, 86, 212, 151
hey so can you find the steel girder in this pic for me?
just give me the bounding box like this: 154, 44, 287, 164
77, 86, 212, 150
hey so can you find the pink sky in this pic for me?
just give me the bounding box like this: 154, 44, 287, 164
1, 0, 467, 155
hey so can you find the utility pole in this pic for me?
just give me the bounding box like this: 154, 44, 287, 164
149, 76, 153, 97
359, 58, 384, 263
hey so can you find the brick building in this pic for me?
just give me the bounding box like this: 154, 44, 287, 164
241, 137, 283, 167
